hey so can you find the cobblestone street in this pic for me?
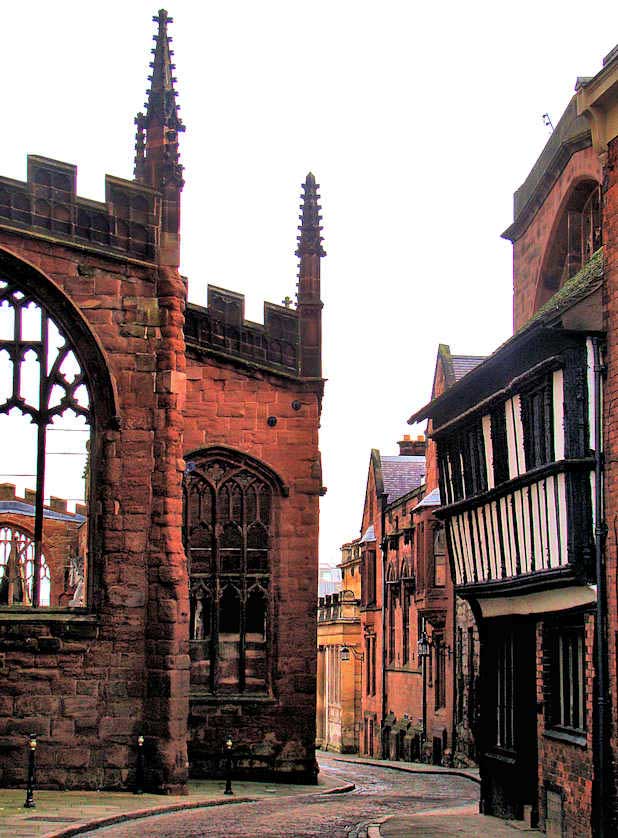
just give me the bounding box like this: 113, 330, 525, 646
78, 754, 479, 838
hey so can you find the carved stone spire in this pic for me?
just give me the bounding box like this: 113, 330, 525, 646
296, 173, 325, 378
295, 172, 326, 259
146, 9, 184, 133
141, 9, 185, 190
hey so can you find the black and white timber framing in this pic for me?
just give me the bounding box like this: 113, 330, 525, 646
413, 326, 599, 612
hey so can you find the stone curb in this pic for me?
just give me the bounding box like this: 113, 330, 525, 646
320, 782, 356, 795
332, 755, 481, 785
41, 782, 356, 838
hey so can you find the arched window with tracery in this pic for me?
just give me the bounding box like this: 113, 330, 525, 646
536, 179, 602, 311
0, 271, 94, 609
0, 525, 50, 606
184, 449, 280, 695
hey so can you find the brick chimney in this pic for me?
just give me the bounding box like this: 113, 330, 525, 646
398, 434, 426, 457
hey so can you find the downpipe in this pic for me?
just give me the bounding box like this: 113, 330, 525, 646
593, 337, 608, 838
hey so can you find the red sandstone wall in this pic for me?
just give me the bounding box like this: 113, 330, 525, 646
0, 228, 188, 791
183, 353, 322, 777
511, 146, 601, 331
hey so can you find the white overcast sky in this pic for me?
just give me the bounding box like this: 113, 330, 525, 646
2, 0, 617, 564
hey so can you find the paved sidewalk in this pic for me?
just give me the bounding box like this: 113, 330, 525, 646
0, 773, 353, 838
328, 753, 543, 837
372, 804, 544, 837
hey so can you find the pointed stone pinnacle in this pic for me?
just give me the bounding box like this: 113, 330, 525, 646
295, 172, 326, 258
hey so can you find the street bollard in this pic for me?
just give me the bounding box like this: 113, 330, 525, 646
224, 737, 233, 795
134, 735, 145, 795
24, 733, 37, 809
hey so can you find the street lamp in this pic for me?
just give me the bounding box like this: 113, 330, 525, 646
224, 737, 233, 795
134, 735, 145, 795
24, 733, 37, 809
417, 630, 432, 755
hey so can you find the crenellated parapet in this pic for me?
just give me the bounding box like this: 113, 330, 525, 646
184, 285, 300, 375
0, 155, 159, 262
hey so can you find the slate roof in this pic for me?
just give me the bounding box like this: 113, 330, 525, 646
360, 525, 375, 543
413, 487, 441, 510
451, 355, 485, 381
381, 455, 425, 504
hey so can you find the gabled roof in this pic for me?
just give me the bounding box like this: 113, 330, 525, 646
452, 355, 485, 381
381, 455, 425, 504
430, 344, 486, 397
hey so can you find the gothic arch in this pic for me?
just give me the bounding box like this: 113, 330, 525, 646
0, 247, 118, 429
183, 446, 285, 695
534, 177, 602, 313
0, 247, 116, 609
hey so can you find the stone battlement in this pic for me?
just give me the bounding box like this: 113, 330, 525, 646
0, 482, 86, 518
185, 285, 300, 374
0, 155, 158, 262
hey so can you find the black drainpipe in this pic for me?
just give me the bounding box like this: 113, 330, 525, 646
593, 336, 608, 838
380, 494, 388, 757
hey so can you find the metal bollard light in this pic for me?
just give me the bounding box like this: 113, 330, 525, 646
24, 733, 37, 809
224, 737, 233, 795
134, 735, 145, 795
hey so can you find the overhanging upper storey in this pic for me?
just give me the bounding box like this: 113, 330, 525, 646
409, 252, 603, 608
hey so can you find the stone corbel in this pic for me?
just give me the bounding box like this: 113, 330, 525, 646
577, 62, 618, 166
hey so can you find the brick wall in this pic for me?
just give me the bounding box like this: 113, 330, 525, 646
601, 133, 618, 831
536, 614, 595, 836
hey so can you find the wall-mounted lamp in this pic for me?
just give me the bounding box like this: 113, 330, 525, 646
340, 645, 364, 662
417, 631, 431, 659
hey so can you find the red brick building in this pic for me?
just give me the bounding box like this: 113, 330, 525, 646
409, 45, 618, 837
357, 430, 464, 764
0, 11, 324, 791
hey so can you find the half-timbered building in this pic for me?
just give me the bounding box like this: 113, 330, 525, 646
409, 49, 615, 837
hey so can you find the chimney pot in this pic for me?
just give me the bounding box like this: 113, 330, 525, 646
398, 436, 426, 457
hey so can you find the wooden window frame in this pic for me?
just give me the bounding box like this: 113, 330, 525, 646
521, 378, 554, 472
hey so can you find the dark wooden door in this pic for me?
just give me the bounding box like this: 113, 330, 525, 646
480, 618, 538, 823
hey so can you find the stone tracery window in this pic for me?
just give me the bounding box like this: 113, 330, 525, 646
184, 450, 278, 695
536, 179, 602, 311
0, 276, 91, 608
0, 525, 50, 606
